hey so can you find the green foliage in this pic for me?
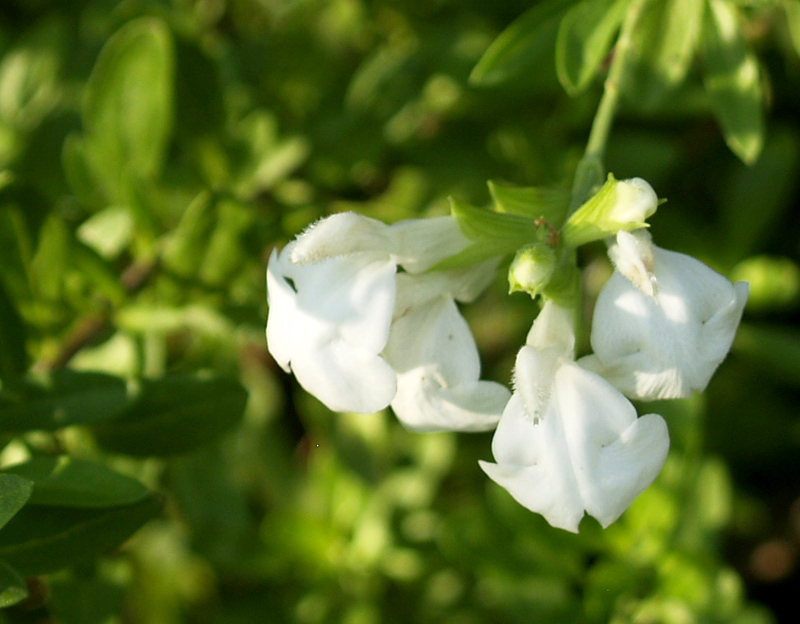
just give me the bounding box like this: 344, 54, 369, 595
556, 0, 630, 95
0, 0, 796, 621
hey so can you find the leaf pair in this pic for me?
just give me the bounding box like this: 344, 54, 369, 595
472, 0, 765, 164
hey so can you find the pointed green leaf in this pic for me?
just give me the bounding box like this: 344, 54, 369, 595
1, 457, 149, 508
702, 0, 764, 164
0, 370, 129, 433
0, 474, 33, 530
625, 0, 703, 108
556, 0, 630, 95
82, 17, 174, 192
0, 559, 27, 608
785, 0, 800, 59
0, 282, 27, 382
161, 191, 216, 278
0, 494, 162, 576
90, 375, 248, 456
488, 181, 570, 226
470, 0, 575, 86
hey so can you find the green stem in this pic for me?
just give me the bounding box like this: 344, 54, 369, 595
569, 0, 646, 212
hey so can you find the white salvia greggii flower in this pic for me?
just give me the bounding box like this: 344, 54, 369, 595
480, 302, 669, 532
580, 229, 749, 400
267, 211, 505, 423
382, 270, 511, 432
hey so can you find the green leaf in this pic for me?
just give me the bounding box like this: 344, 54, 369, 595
625, 0, 703, 109
719, 129, 800, 262
82, 17, 174, 194
488, 181, 570, 226
90, 375, 248, 456
702, 0, 764, 164
785, 0, 800, 59
0, 494, 162, 576
556, 0, 630, 95
161, 191, 216, 279
0, 282, 27, 382
469, 0, 575, 86
0, 474, 33, 530
31, 212, 70, 301
0, 370, 129, 433
733, 323, 800, 387
0, 558, 27, 608
1, 457, 149, 508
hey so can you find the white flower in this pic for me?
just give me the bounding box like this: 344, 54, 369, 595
580, 230, 749, 400
480, 302, 669, 532
267, 212, 508, 426
266, 235, 397, 413
383, 278, 510, 432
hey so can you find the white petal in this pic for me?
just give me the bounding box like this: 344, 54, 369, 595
293, 253, 396, 355
388, 216, 471, 273
482, 350, 669, 532
392, 373, 508, 432
480, 394, 584, 532
290, 212, 389, 263
291, 337, 397, 413
266, 247, 299, 372
385, 296, 509, 431
525, 301, 576, 356
554, 362, 669, 527
590, 245, 748, 400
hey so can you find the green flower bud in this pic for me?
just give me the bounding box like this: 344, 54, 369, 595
508, 243, 557, 297
561, 175, 659, 248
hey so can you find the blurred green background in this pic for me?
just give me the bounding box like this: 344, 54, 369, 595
0, 0, 799, 622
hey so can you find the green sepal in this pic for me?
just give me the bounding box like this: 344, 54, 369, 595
488, 181, 571, 226
561, 174, 657, 248
542, 248, 582, 309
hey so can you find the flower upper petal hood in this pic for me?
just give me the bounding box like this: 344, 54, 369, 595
583, 230, 748, 400
266, 214, 398, 414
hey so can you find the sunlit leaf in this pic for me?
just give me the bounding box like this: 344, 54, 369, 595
1, 457, 149, 508
470, 0, 575, 86
625, 0, 703, 108
785, 0, 800, 59
702, 0, 764, 164
556, 0, 630, 95
82, 17, 174, 194
0, 474, 33, 530
0, 559, 27, 608
0, 494, 162, 576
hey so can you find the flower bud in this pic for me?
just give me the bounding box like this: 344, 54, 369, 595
508, 243, 557, 297
561, 175, 659, 248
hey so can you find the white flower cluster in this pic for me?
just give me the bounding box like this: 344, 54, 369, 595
266, 179, 748, 532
